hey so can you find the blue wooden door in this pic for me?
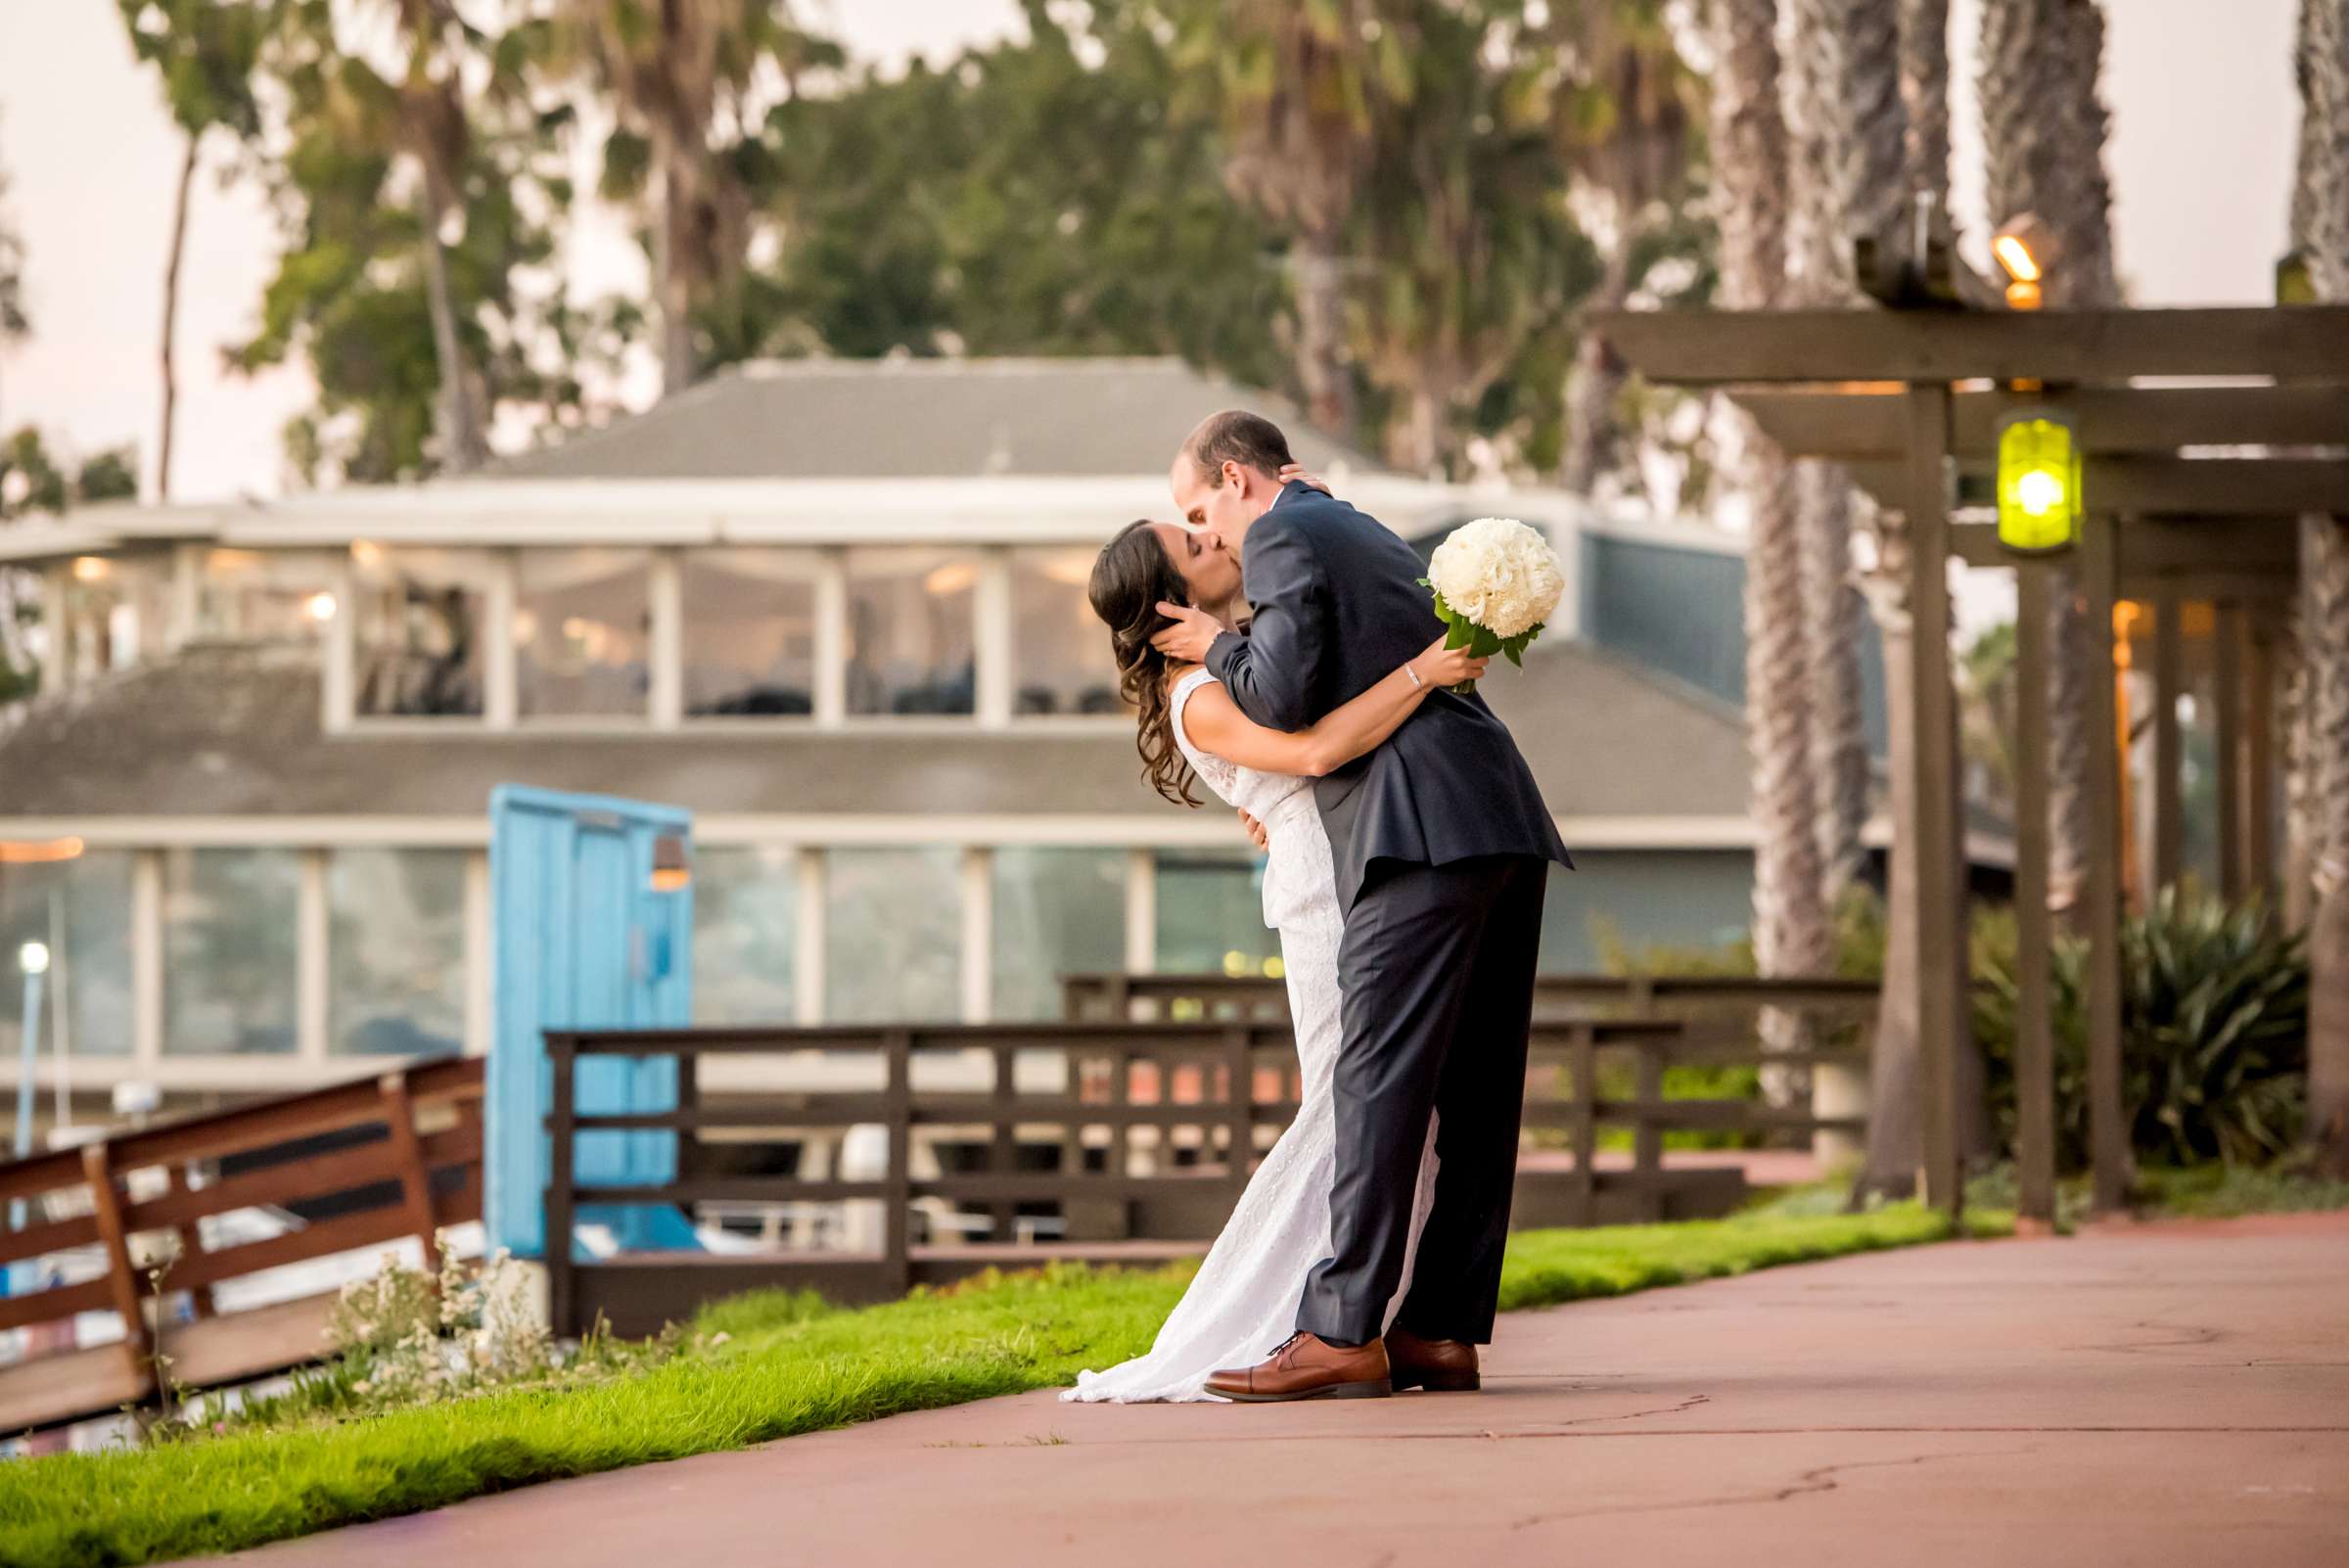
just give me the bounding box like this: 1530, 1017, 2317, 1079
485, 786, 696, 1258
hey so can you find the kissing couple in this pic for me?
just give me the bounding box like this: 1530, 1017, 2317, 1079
1065, 410, 1572, 1405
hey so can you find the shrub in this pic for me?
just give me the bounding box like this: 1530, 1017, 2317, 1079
1973, 887, 2309, 1171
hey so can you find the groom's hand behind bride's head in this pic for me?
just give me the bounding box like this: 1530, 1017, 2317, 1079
1150, 601, 1221, 665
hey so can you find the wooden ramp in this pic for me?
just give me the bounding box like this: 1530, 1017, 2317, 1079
0, 1058, 484, 1435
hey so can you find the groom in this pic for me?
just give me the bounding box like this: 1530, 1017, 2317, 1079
1152, 410, 1573, 1402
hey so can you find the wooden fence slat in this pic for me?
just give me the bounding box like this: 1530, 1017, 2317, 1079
378, 1072, 443, 1279
0, 1275, 115, 1336
546, 1035, 577, 1338
883, 1031, 912, 1296
165, 1164, 215, 1320
81, 1143, 156, 1408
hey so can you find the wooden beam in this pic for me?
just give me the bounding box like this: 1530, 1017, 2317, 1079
1851, 457, 2349, 519
2079, 513, 2132, 1213
1948, 519, 2301, 574
1734, 384, 2349, 461
2215, 603, 2245, 902
1905, 386, 1964, 1220
1592, 305, 2349, 386
2151, 584, 2185, 897
2012, 563, 2058, 1227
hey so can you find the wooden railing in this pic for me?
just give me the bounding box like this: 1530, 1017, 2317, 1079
1062, 971, 1886, 1023
545, 1011, 1868, 1338
0, 1056, 484, 1434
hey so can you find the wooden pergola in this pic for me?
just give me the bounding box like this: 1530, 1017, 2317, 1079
1593, 304, 2349, 1221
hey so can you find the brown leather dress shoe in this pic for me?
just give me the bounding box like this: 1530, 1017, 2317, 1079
1205, 1332, 1392, 1403
1385, 1327, 1481, 1392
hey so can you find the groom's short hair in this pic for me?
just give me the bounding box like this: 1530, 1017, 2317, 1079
1182, 410, 1294, 487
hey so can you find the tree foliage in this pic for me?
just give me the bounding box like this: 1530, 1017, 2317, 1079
232, 0, 590, 484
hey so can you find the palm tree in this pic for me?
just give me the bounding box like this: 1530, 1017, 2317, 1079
115, 0, 270, 499
2294, 0, 2349, 1176
1353, 3, 1587, 475
1710, 0, 1832, 1084
1980, 0, 2119, 934
1900, 0, 1950, 202
1783, 0, 1905, 910
553, 0, 829, 397
1542, 0, 1699, 495
1200, 0, 1393, 438
390, 0, 489, 472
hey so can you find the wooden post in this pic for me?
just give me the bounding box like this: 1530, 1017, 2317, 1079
83, 1143, 156, 1405
2012, 562, 2058, 1227
1106, 1044, 1132, 1238
1632, 1043, 1663, 1222
2150, 581, 2185, 899
1905, 385, 1964, 1219
990, 1042, 1018, 1241
545, 1036, 576, 1337
2215, 601, 2245, 902
883, 1031, 912, 1295
2245, 616, 2277, 907
2079, 513, 2132, 1213
1568, 1023, 1597, 1227
164, 1164, 214, 1320
378, 1072, 442, 1279
672, 1046, 701, 1187
1223, 1027, 1255, 1214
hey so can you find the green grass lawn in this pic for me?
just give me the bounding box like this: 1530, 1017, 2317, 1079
0, 1205, 2001, 1568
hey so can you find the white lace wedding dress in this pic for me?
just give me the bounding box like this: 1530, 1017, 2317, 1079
1063, 668, 1437, 1404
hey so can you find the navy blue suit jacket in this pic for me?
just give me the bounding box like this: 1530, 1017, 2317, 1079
1205, 483, 1572, 907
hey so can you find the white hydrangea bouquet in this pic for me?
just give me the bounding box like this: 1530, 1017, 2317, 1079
1420, 516, 1566, 694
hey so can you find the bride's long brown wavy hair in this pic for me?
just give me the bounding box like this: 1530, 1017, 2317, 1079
1088, 520, 1202, 807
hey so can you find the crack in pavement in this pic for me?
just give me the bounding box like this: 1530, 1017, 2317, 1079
2068, 1317, 2227, 1356
1504, 1447, 1988, 1530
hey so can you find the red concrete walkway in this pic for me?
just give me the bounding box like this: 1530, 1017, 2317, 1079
200, 1212, 2349, 1568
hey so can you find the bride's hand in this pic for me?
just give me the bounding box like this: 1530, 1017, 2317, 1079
1411, 635, 1489, 690
1277, 463, 1332, 495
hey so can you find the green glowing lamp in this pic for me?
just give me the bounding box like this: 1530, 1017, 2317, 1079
1996, 409, 2082, 554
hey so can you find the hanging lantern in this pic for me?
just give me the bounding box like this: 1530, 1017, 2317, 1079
1996, 409, 2082, 553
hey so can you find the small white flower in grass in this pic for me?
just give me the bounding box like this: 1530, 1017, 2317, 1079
1420, 517, 1565, 691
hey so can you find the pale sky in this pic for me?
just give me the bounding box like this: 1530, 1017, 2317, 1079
0, 0, 2303, 504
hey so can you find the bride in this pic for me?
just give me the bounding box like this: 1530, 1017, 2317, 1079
1063, 506, 1488, 1404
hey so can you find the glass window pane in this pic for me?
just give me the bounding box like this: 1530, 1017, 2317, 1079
200, 549, 331, 644
990, 848, 1126, 1020
694, 846, 797, 1024
682, 550, 817, 717
352, 545, 494, 717
1153, 850, 1280, 977
517, 548, 650, 718
0, 850, 134, 1060
1011, 547, 1120, 716
328, 850, 466, 1057
846, 548, 974, 715
60, 554, 170, 677
163, 849, 299, 1055
825, 849, 960, 1022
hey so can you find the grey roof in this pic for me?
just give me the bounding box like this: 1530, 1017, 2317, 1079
488, 358, 1387, 482
0, 640, 1758, 826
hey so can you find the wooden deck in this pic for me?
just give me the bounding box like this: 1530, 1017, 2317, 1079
0, 1291, 340, 1433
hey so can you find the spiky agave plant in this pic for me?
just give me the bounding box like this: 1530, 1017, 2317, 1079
1976, 887, 2310, 1172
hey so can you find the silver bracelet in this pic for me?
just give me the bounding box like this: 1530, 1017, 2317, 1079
1405, 661, 1424, 688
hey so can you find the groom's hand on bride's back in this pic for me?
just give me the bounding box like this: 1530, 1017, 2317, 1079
1150, 602, 1222, 665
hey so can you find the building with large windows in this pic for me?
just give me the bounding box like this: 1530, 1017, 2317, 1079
0, 357, 1897, 1113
